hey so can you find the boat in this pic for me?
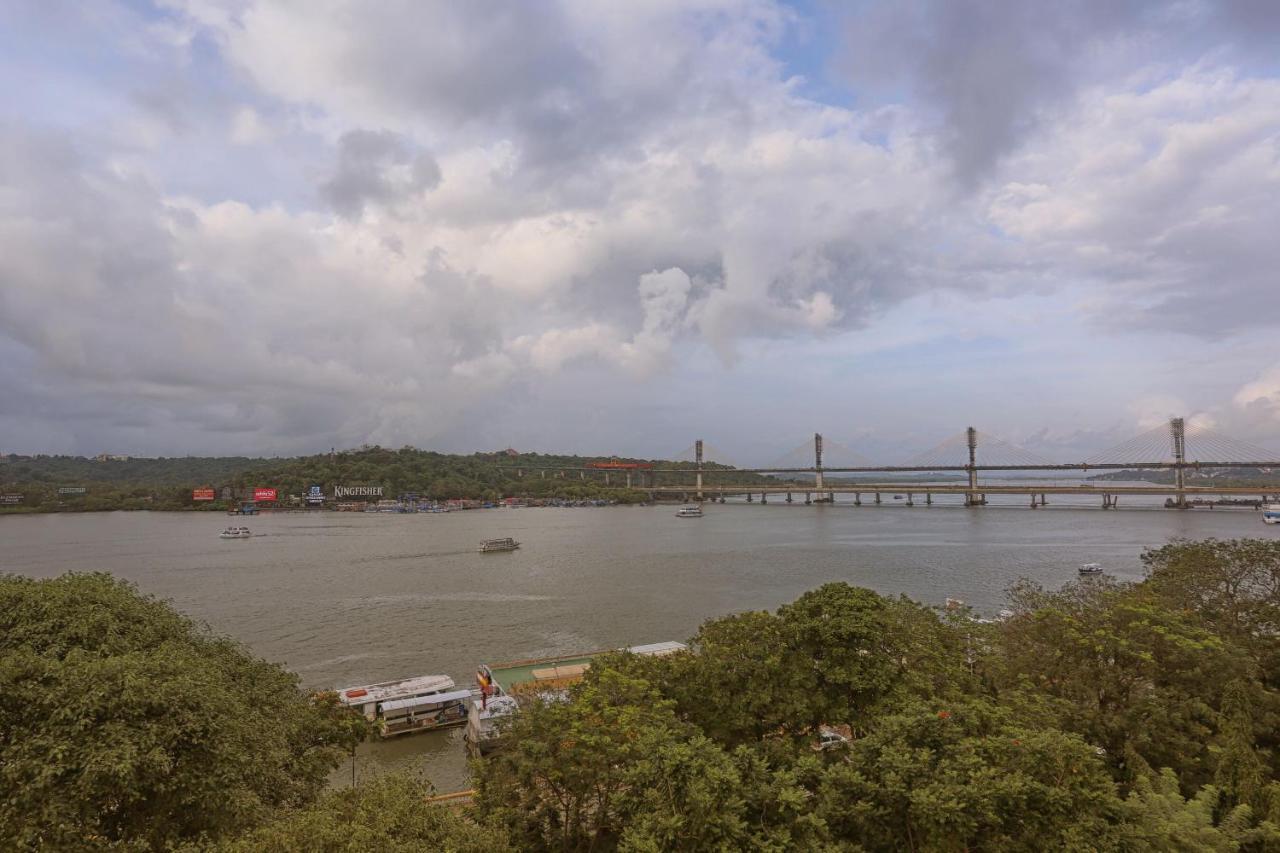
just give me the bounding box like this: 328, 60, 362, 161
1264, 504, 1280, 524
337, 674, 471, 737
219, 526, 252, 539
479, 537, 520, 552
675, 505, 703, 518
465, 641, 687, 756
1079, 563, 1104, 576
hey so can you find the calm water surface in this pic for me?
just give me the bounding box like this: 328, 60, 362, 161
3, 496, 1275, 790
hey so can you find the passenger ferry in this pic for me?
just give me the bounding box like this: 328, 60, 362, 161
337, 674, 472, 737
675, 505, 703, 518
465, 641, 687, 756
219, 526, 252, 539
479, 537, 520, 552
1264, 504, 1280, 524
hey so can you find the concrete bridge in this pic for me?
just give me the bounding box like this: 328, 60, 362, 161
502, 419, 1280, 510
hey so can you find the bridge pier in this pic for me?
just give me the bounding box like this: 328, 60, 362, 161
747, 493, 753, 503
854, 492, 861, 506
926, 493, 932, 506
875, 492, 881, 505
786, 492, 792, 503
906, 493, 914, 507
805, 492, 811, 505
625, 472, 631, 488
828, 491, 835, 503
761, 492, 768, 504
1041, 493, 1047, 506
1030, 494, 1037, 509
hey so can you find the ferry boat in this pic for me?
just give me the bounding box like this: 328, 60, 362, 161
465, 641, 687, 756
675, 505, 703, 518
479, 537, 520, 552
337, 674, 471, 737
1079, 563, 1104, 576
1264, 504, 1280, 524
219, 526, 252, 539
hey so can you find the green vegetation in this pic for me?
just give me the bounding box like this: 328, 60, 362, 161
0, 447, 776, 511
6, 539, 1280, 849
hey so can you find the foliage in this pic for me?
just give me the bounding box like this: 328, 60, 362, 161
0, 573, 367, 851
816, 699, 1125, 851
215, 774, 508, 852
995, 577, 1247, 789
1120, 768, 1280, 852
474, 669, 751, 852
0, 446, 780, 511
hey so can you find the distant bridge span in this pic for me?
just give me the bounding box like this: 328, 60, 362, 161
499, 420, 1280, 509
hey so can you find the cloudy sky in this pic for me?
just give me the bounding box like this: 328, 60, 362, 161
2, 0, 1279, 464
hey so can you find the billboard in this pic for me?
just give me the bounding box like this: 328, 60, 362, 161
334, 485, 383, 499
192, 488, 216, 501
1, 494, 23, 505
57, 487, 87, 495
305, 485, 324, 506
253, 487, 278, 503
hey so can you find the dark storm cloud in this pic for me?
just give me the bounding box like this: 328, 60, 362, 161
320, 129, 441, 218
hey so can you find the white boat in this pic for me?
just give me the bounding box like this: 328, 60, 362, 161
479, 537, 520, 552
1263, 504, 1280, 524
219, 526, 252, 539
1079, 563, 1104, 576
337, 674, 471, 737
675, 505, 703, 518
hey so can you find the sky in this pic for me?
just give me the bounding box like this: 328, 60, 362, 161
2, 0, 1279, 465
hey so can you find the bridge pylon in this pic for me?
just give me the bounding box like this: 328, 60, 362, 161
965, 426, 979, 507
695, 439, 704, 501
814, 433, 824, 491
1171, 418, 1187, 508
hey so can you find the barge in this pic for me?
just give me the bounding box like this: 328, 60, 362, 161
338, 674, 472, 737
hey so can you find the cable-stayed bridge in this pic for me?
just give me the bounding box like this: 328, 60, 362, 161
501, 419, 1280, 509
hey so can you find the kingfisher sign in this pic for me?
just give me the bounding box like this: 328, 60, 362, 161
334, 485, 383, 499
253, 487, 278, 502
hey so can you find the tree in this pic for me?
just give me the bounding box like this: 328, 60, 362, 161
216, 774, 509, 852
995, 578, 1247, 789
816, 699, 1125, 852
778, 584, 971, 732
0, 573, 366, 850
473, 669, 750, 851
1120, 768, 1279, 852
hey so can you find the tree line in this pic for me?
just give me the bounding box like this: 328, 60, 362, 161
0, 446, 778, 511
7, 539, 1280, 849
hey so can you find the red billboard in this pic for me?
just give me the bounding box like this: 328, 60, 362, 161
253, 487, 278, 502
192, 488, 216, 501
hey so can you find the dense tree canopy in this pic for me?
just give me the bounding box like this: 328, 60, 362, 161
0, 573, 366, 850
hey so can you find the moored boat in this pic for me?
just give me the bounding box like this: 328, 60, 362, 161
675, 505, 703, 518
337, 674, 471, 737
1263, 504, 1280, 524
465, 641, 687, 756
479, 537, 520, 552
1079, 563, 1104, 576
219, 526, 252, 539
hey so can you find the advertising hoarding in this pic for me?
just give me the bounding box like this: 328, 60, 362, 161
305, 485, 324, 505
192, 488, 216, 501
334, 485, 383, 499
57, 487, 87, 495
1, 494, 23, 505
253, 487, 278, 502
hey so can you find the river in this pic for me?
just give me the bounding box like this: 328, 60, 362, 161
2, 494, 1275, 791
